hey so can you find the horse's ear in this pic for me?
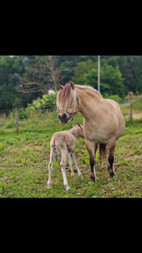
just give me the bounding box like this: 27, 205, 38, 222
70, 81, 75, 90
77, 122, 81, 127
58, 84, 64, 90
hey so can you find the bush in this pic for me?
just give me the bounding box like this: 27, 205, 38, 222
104, 94, 122, 104
26, 93, 57, 113
18, 108, 29, 120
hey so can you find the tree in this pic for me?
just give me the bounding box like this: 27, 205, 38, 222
72, 60, 96, 85
0, 56, 25, 112
72, 59, 125, 97
118, 56, 142, 94
17, 56, 62, 94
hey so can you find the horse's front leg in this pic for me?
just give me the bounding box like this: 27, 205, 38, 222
85, 139, 96, 182
107, 138, 116, 178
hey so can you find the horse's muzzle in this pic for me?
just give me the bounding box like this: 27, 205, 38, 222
58, 113, 70, 123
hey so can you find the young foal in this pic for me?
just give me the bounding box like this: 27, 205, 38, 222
57, 82, 125, 183
47, 124, 84, 191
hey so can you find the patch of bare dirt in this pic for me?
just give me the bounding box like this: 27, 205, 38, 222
125, 113, 142, 120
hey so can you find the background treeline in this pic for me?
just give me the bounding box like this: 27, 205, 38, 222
0, 55, 142, 113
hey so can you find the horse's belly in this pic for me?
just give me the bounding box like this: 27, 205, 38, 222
84, 118, 118, 144
85, 128, 108, 144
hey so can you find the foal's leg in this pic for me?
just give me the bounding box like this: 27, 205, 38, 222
107, 139, 116, 178
47, 148, 54, 189
68, 152, 74, 177
85, 139, 96, 182
60, 151, 70, 191
72, 152, 83, 179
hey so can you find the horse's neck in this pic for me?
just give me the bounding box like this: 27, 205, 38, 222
76, 87, 102, 120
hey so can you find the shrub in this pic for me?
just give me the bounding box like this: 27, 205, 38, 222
18, 108, 29, 120
104, 94, 122, 104
26, 93, 57, 113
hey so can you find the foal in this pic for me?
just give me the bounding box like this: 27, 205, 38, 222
47, 123, 84, 191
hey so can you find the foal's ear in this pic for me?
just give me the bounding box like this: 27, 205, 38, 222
58, 84, 64, 90
77, 122, 81, 128
70, 81, 75, 90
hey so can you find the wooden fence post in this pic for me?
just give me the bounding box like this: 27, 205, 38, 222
15, 107, 19, 132
129, 92, 133, 120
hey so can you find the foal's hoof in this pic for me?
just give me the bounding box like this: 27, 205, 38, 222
66, 187, 71, 191
65, 185, 71, 191
79, 174, 83, 180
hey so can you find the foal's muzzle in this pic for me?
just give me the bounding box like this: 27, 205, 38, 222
58, 113, 70, 123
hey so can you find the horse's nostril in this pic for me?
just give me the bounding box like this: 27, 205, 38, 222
58, 113, 69, 123
62, 113, 66, 119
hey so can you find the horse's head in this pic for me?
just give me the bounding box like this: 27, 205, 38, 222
57, 81, 80, 123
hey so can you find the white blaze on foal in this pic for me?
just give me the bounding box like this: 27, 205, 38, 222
47, 123, 84, 191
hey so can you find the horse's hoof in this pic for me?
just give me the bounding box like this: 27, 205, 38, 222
110, 173, 115, 178
109, 170, 115, 178
90, 175, 96, 182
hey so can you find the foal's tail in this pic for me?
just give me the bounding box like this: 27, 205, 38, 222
51, 140, 59, 162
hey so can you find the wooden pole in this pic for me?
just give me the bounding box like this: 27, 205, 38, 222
15, 107, 19, 132
129, 92, 133, 120
98, 56, 100, 93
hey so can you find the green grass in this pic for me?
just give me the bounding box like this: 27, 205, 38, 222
120, 94, 142, 118
0, 109, 142, 198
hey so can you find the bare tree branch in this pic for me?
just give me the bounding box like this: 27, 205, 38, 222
17, 56, 61, 95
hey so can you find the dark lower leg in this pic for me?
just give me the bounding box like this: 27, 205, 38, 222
90, 157, 96, 182
108, 154, 115, 177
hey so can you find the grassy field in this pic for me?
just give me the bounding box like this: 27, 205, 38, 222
0, 97, 142, 198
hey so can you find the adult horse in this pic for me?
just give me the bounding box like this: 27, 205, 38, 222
57, 81, 125, 182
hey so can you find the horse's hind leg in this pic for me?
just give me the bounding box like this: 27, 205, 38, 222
99, 144, 108, 167
108, 140, 116, 178
85, 139, 96, 182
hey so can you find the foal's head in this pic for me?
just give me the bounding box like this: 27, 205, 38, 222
69, 123, 84, 138
74, 123, 84, 138
57, 81, 79, 123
